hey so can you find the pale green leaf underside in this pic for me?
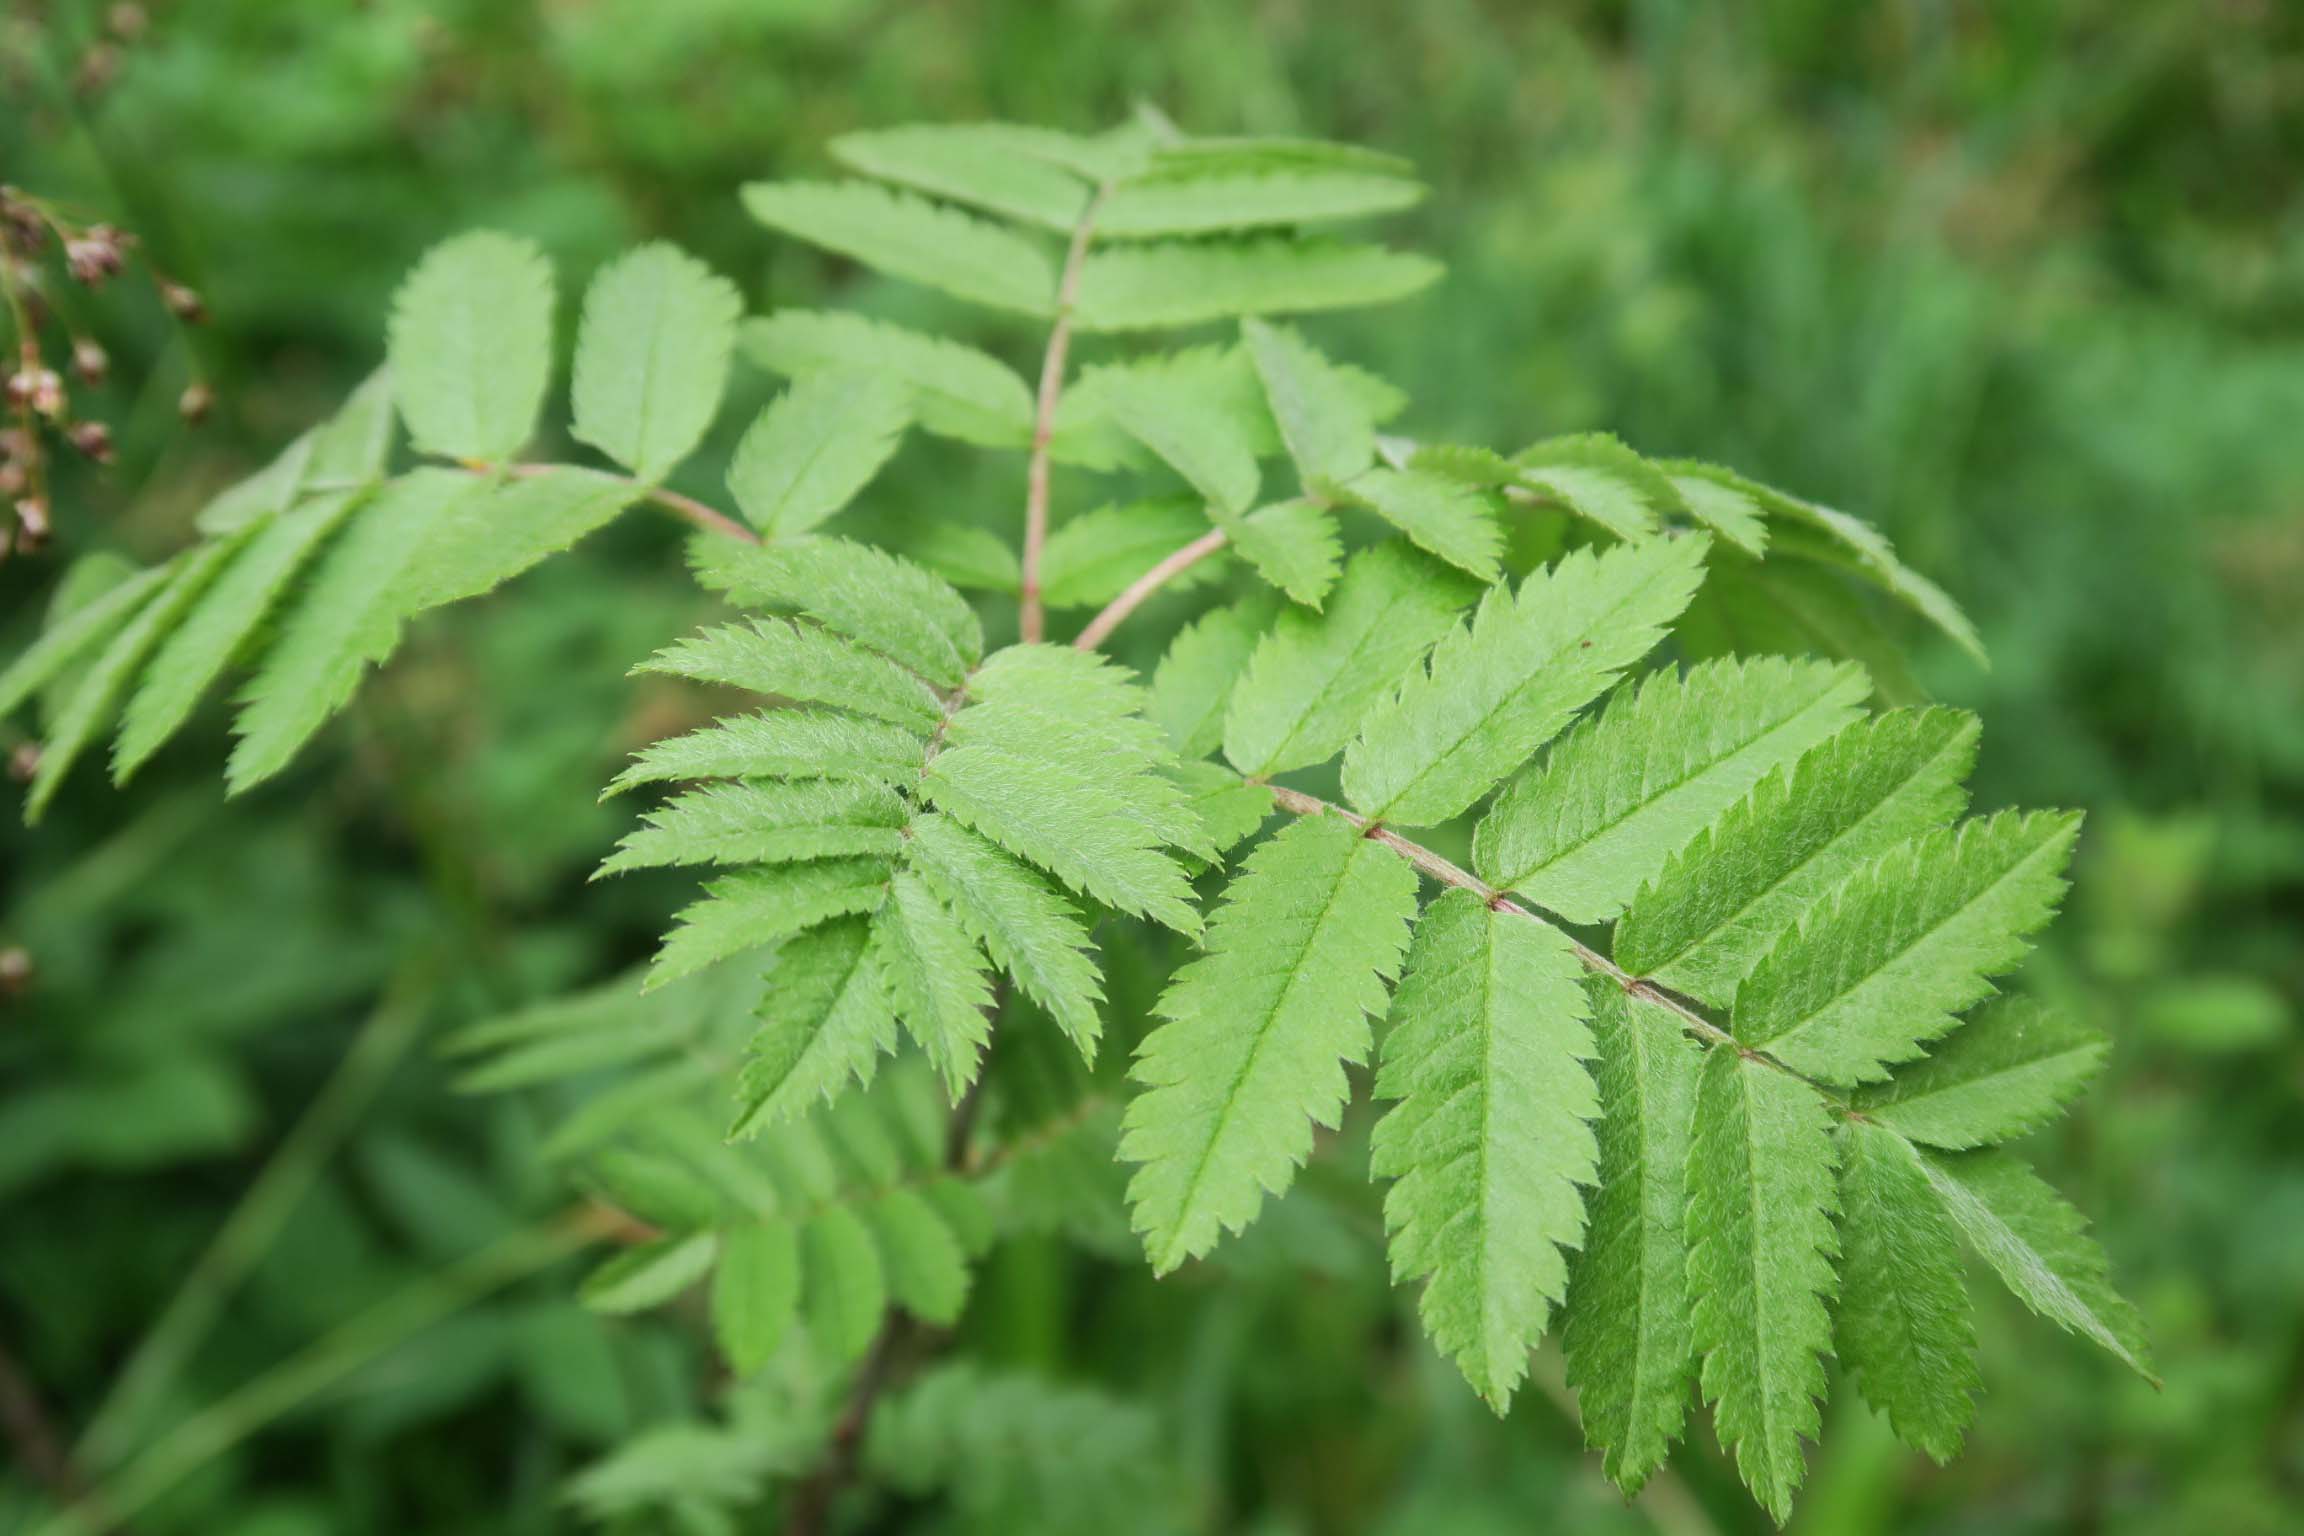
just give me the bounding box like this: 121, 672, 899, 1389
1121, 813, 1419, 1273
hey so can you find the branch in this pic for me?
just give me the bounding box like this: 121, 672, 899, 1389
495, 462, 758, 546
1019, 186, 1110, 644
1072, 528, 1229, 651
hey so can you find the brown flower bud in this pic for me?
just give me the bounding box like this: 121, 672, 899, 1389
5, 367, 64, 417
14, 496, 49, 551
3, 746, 32, 786
75, 44, 121, 97
108, 4, 149, 42
72, 339, 108, 385
0, 462, 24, 498
160, 282, 206, 324
0, 945, 33, 1000
178, 382, 214, 424
69, 420, 114, 463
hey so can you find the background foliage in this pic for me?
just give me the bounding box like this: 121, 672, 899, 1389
2, 1, 2298, 1532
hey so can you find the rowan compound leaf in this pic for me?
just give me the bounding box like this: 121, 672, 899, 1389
743, 180, 1056, 317
1731, 811, 2081, 1085
1222, 542, 1477, 778
571, 243, 741, 481
1837, 1120, 1980, 1461
1615, 709, 1978, 1005
1474, 658, 1869, 923
1919, 1148, 2153, 1379
1341, 534, 1711, 828
388, 231, 555, 463
1562, 985, 1702, 1494
1686, 1049, 1841, 1524
730, 916, 898, 1139
1370, 891, 1598, 1410
1854, 997, 2109, 1150
727, 369, 913, 537
1120, 813, 1420, 1273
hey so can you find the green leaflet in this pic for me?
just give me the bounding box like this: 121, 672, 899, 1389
871, 870, 996, 1099
1474, 658, 1869, 923
581, 1232, 718, 1316
388, 231, 555, 464
907, 813, 1104, 1061
1767, 498, 1986, 664
634, 618, 945, 732
1121, 813, 1420, 1273
1854, 997, 2109, 1149
1041, 499, 1225, 610
726, 369, 913, 537
1731, 811, 2081, 1085
1096, 364, 1261, 514
27, 546, 235, 821
570, 243, 741, 481
598, 780, 908, 876
801, 1204, 888, 1360
648, 858, 893, 990
867, 1186, 972, 1324
743, 311, 1036, 451
227, 470, 483, 792
1615, 708, 1978, 1005
1148, 593, 1279, 758
1686, 1050, 1841, 1524
1168, 760, 1274, 860
743, 180, 1056, 317
922, 646, 1206, 935
114, 491, 368, 780
1369, 891, 1597, 1410
607, 711, 925, 797
1919, 1148, 2154, 1379
1836, 1120, 1980, 1462
395, 467, 639, 613
729, 917, 894, 1139
1659, 460, 1771, 556
1100, 159, 1424, 240
1242, 317, 1375, 486
711, 1223, 801, 1375
1216, 499, 1341, 609
0, 562, 171, 725
1341, 534, 1711, 828
833, 123, 1091, 232
690, 535, 982, 690
1338, 467, 1503, 581
1223, 542, 1477, 778
1073, 238, 1442, 332
1514, 432, 1688, 542
1561, 985, 1702, 1495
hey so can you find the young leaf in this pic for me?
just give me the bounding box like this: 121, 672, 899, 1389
649, 858, 892, 989
571, 243, 740, 481
921, 645, 1206, 934
1341, 534, 1711, 828
609, 710, 925, 798
1216, 499, 1341, 609
1148, 593, 1279, 759
1370, 890, 1598, 1411
691, 535, 981, 691
1337, 468, 1503, 582
743, 180, 1055, 317
1918, 1148, 2153, 1379
1222, 542, 1477, 778
1474, 658, 1869, 923
906, 813, 1104, 1060
872, 870, 996, 1098
726, 369, 913, 537
730, 917, 896, 1139
712, 1222, 801, 1374
1073, 239, 1441, 332
1686, 1049, 1841, 1524
1836, 1120, 1980, 1461
388, 231, 555, 464
114, 491, 367, 780
635, 618, 944, 732
1615, 709, 1978, 1005
1242, 317, 1375, 486
1731, 811, 2081, 1085
228, 470, 484, 792
832, 124, 1090, 232
1854, 997, 2109, 1150
744, 310, 1036, 450
1121, 813, 1420, 1273
1562, 986, 1702, 1495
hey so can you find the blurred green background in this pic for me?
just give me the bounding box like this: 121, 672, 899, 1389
2, 1, 2299, 1532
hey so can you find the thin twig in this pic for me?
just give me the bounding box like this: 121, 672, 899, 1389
494, 461, 758, 545
1019, 186, 1111, 643
1073, 528, 1229, 651
0, 1335, 95, 1517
